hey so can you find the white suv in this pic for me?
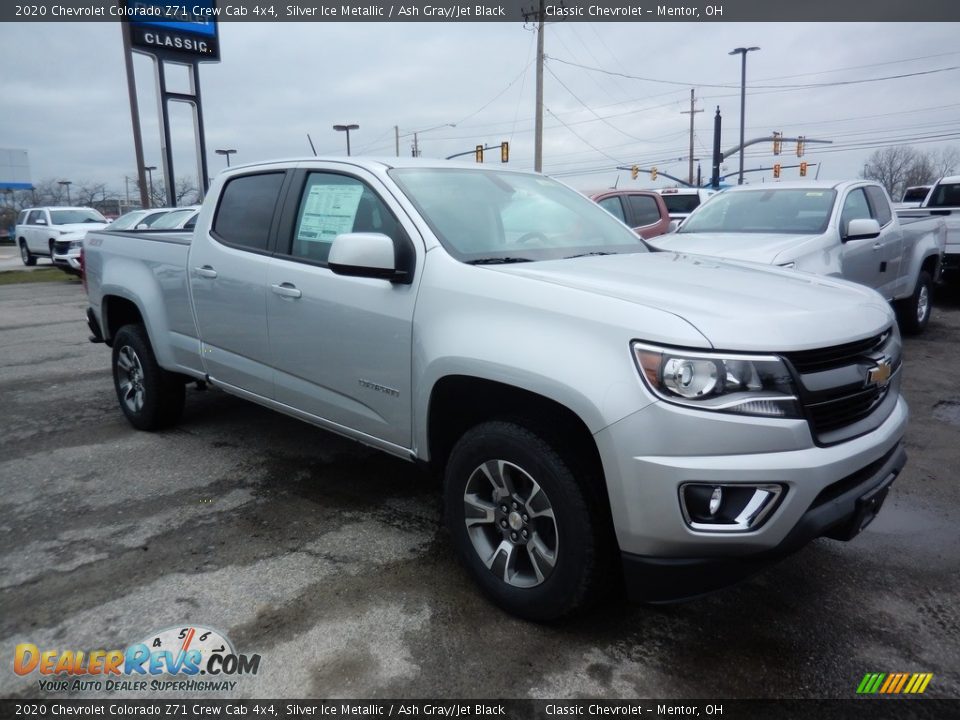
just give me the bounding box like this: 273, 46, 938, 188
15, 207, 109, 269
656, 188, 718, 223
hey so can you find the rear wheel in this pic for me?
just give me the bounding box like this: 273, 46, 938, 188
111, 324, 185, 430
20, 241, 36, 266
896, 270, 932, 335
444, 420, 609, 621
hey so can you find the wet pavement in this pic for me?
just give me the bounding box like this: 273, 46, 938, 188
1, 279, 958, 700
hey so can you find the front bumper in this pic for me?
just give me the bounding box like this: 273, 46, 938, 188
594, 376, 908, 598
620, 440, 906, 601
52, 249, 82, 272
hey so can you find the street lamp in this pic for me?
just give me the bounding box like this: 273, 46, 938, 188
729, 46, 760, 185
58, 180, 72, 204
333, 124, 360, 156
143, 166, 156, 208
215, 148, 237, 167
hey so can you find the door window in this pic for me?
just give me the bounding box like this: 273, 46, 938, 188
840, 189, 871, 234
288, 173, 401, 264
864, 186, 892, 226
597, 196, 626, 223
626, 194, 662, 227
212, 172, 285, 252
27, 210, 44, 224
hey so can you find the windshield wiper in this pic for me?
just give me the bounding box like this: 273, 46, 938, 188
563, 251, 616, 259
465, 257, 534, 265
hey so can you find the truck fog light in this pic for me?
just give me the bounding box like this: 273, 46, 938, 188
680, 483, 785, 532
709, 487, 722, 516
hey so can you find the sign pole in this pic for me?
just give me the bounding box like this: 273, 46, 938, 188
121, 19, 149, 209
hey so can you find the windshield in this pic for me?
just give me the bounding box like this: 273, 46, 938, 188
150, 208, 194, 228
109, 211, 149, 230
389, 168, 647, 262
50, 209, 107, 225
679, 189, 836, 234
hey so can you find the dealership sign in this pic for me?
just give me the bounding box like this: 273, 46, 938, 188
125, 0, 220, 61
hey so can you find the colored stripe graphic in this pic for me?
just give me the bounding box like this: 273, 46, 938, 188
857, 672, 933, 694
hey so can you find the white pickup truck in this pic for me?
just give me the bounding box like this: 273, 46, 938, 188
896, 175, 960, 285
83, 159, 908, 620
647, 181, 946, 334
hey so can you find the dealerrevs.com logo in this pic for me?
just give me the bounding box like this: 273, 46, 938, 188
14, 625, 261, 693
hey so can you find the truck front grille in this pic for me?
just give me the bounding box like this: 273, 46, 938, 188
54, 240, 71, 255
780, 329, 899, 445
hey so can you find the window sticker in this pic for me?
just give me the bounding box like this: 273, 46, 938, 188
297, 183, 364, 243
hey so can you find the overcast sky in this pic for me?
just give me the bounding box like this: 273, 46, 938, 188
3, 20, 959, 197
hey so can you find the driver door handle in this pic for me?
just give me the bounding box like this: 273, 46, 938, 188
195, 265, 218, 278
271, 282, 302, 299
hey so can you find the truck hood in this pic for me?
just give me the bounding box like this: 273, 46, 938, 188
56, 222, 110, 238
647, 231, 824, 265
492, 252, 892, 352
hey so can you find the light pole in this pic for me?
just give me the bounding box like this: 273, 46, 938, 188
215, 148, 237, 167
333, 124, 359, 156
400, 123, 456, 158
143, 166, 156, 208
58, 180, 72, 204
729, 46, 759, 185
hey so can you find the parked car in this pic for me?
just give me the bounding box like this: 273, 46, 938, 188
656, 187, 718, 223
587, 189, 673, 239
896, 175, 960, 284
15, 207, 109, 266
85, 158, 907, 620
894, 185, 932, 210
51, 208, 180, 274
647, 181, 946, 334
148, 205, 200, 230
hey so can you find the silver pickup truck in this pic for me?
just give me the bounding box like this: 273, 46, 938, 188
647, 181, 946, 335
84, 159, 908, 620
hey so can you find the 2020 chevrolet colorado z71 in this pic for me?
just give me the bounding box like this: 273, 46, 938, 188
84, 159, 908, 620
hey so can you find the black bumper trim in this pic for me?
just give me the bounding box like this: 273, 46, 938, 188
621, 440, 907, 603
86, 308, 105, 344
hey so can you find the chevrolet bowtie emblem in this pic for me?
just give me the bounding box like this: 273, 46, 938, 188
868, 360, 892, 386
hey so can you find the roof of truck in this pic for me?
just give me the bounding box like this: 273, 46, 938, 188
220, 156, 515, 173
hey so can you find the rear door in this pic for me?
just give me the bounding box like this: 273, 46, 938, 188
26, 210, 48, 254
265, 166, 420, 449
624, 193, 667, 238
189, 170, 288, 398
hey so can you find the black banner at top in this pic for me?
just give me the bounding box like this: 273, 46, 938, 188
3, 0, 960, 23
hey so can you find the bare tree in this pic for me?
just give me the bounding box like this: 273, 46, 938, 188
930, 147, 960, 178
862, 146, 919, 200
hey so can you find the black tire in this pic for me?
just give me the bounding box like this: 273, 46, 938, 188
444, 420, 610, 621
19, 240, 36, 266
896, 270, 932, 335
111, 324, 185, 431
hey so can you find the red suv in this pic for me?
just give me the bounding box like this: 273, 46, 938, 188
586, 190, 672, 240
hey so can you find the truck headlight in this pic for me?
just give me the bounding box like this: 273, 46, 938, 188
69, 241, 82, 249
632, 342, 800, 418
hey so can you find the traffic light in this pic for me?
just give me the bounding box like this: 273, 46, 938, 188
773, 131, 781, 156
475, 145, 484, 163
799, 161, 808, 177
773, 163, 781, 179
500, 141, 509, 163
796, 136, 805, 157
631, 165, 639, 180
650, 166, 658, 181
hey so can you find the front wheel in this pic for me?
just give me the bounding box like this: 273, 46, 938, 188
896, 270, 932, 335
20, 241, 36, 266
444, 420, 609, 621
111, 324, 185, 430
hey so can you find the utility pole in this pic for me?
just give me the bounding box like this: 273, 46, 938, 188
680, 89, 702, 186
412, 133, 420, 157
522, 0, 546, 172
395, 125, 400, 157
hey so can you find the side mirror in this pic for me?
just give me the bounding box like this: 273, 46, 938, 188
667, 220, 680, 233
843, 218, 881, 242
135, 223, 149, 230
328, 232, 407, 282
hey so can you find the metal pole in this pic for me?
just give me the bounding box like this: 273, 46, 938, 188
346, 129, 352, 157
738, 53, 746, 185
534, 0, 545, 172
121, 22, 149, 209
681, 88, 702, 186
154, 59, 176, 207
395, 125, 400, 157
191, 61, 210, 198
711, 107, 722, 189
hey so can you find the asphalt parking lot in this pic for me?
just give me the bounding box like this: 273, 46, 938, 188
1, 277, 958, 700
